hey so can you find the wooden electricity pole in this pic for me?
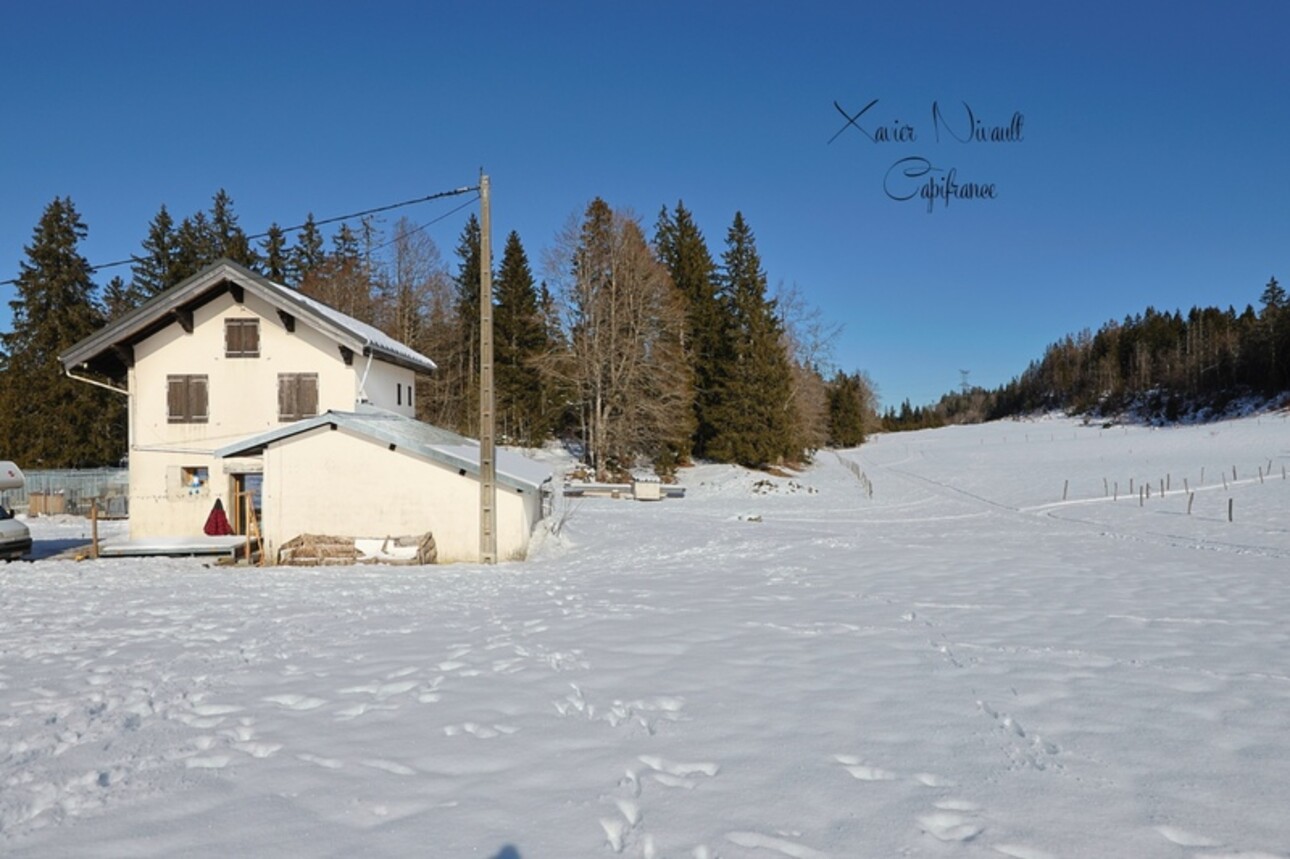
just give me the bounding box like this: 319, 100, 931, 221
478, 172, 497, 564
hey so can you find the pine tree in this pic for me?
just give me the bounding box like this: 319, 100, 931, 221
706, 212, 796, 467
493, 231, 550, 445
134, 193, 255, 294
654, 202, 722, 459
1261, 276, 1285, 314
260, 223, 289, 283
828, 371, 868, 447
453, 214, 483, 436
209, 189, 257, 267
0, 198, 125, 466
173, 211, 216, 284
291, 214, 325, 286
101, 275, 140, 321
332, 223, 360, 263
132, 204, 181, 297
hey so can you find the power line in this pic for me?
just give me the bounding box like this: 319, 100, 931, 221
249, 186, 476, 240
365, 195, 479, 256
1, 185, 479, 287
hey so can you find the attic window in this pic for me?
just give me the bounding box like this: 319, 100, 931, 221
225, 319, 260, 358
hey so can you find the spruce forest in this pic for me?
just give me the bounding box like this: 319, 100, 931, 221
9, 192, 1283, 470
882, 282, 1290, 432
1, 192, 877, 472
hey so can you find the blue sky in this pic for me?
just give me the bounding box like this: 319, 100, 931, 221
2, 1, 1287, 409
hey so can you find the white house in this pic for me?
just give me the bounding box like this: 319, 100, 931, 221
215, 406, 550, 563
60, 259, 549, 562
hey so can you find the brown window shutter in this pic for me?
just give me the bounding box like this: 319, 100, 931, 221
190, 376, 208, 422
225, 319, 260, 357
168, 376, 186, 422
301, 374, 318, 417
278, 374, 293, 421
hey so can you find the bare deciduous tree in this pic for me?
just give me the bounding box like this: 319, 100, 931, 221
543, 200, 693, 479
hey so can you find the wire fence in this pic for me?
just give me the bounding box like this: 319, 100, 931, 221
3, 468, 129, 517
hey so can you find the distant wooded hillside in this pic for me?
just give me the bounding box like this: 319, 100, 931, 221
883, 278, 1289, 431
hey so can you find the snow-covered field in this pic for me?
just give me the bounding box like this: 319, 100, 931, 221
3, 413, 1290, 858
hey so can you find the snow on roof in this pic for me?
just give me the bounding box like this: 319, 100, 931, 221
60, 259, 436, 375
215, 406, 553, 493
272, 281, 436, 373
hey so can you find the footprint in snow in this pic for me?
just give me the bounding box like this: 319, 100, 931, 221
918, 810, 983, 843
599, 798, 645, 854
444, 722, 517, 739
833, 754, 897, 781
360, 758, 416, 776
297, 752, 343, 769
634, 755, 719, 790
262, 694, 327, 711
913, 772, 955, 787
338, 680, 418, 700
725, 831, 829, 859
1154, 825, 1220, 848
334, 702, 398, 721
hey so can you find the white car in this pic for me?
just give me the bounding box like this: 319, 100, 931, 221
0, 461, 32, 560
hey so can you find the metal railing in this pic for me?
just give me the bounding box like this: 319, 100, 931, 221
3, 468, 129, 517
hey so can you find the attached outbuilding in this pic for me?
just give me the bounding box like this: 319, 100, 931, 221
216, 406, 552, 564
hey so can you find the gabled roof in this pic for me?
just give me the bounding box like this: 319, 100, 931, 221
59, 259, 437, 378
214, 406, 553, 494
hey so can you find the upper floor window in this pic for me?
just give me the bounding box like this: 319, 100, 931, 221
167, 374, 208, 424
278, 373, 319, 422
225, 319, 260, 358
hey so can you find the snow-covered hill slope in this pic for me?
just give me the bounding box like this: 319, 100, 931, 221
3, 413, 1289, 858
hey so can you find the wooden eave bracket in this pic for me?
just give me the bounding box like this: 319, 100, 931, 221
170, 307, 194, 334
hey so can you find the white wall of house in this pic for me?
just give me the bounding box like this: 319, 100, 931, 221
127, 291, 415, 538
257, 426, 542, 563
360, 358, 417, 416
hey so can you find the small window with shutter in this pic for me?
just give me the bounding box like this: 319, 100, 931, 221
278, 373, 319, 421
167, 374, 209, 423
225, 319, 260, 357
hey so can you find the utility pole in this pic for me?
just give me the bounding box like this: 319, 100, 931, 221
478, 172, 497, 564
